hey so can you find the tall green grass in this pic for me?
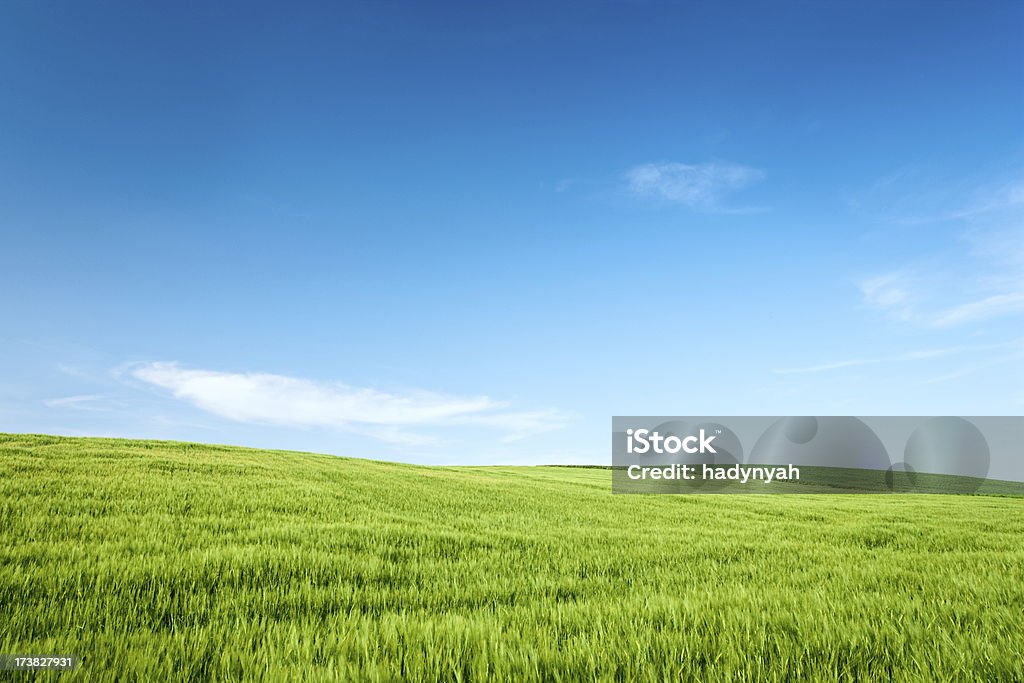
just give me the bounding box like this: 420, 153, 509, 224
1, 434, 1022, 681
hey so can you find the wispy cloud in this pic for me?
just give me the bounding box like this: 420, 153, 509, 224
129, 362, 568, 445
772, 339, 1024, 374
624, 161, 764, 211
55, 364, 94, 380
858, 178, 1024, 328
923, 348, 1024, 384
847, 170, 1024, 226
931, 292, 1024, 327
934, 179, 1024, 223
861, 243, 1024, 328
43, 394, 118, 411
858, 271, 919, 322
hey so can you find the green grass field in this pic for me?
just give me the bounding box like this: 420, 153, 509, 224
2, 434, 1023, 681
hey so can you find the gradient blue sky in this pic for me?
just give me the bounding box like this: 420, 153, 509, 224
2, 1, 1023, 464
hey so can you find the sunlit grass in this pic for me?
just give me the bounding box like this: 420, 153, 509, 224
1, 434, 1022, 681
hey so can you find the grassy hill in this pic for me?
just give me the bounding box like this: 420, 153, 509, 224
2, 434, 1023, 681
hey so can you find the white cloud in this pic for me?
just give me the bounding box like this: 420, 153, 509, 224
129, 362, 568, 444
861, 264, 1024, 328
858, 179, 1024, 328
858, 272, 918, 321
848, 170, 1024, 226
923, 348, 1024, 384
931, 292, 1024, 327
43, 394, 117, 411
943, 179, 1024, 221
772, 339, 1024, 374
625, 161, 764, 209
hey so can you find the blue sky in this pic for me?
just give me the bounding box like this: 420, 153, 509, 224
2, 1, 1023, 465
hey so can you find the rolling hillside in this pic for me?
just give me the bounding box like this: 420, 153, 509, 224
1, 434, 1023, 681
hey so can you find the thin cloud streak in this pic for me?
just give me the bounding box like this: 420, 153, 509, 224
772, 339, 1024, 375
931, 292, 1024, 327
924, 349, 1024, 384
43, 394, 117, 411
